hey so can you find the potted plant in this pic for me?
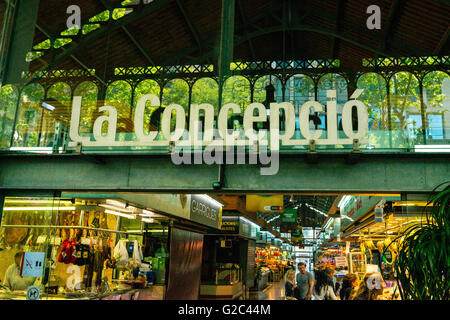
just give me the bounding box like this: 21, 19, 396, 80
388, 182, 449, 300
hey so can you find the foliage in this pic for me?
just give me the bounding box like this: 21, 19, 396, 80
0, 71, 448, 149
388, 182, 450, 300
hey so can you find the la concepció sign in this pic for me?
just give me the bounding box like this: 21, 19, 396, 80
68, 89, 368, 149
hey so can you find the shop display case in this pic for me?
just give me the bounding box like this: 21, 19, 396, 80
0, 196, 168, 300
199, 263, 243, 300
349, 252, 366, 277
255, 247, 292, 282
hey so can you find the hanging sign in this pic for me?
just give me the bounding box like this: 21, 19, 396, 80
190, 195, 222, 229
280, 208, 298, 224
246, 195, 284, 213
220, 216, 239, 233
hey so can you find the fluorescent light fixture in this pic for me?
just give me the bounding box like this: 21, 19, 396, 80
415, 145, 450, 153
198, 195, 224, 207
99, 204, 135, 213
305, 203, 328, 217
4, 200, 73, 204
267, 215, 280, 223
104, 209, 135, 219
240, 216, 261, 229
9, 147, 61, 154
324, 218, 333, 230
338, 195, 352, 209
42, 102, 55, 111
141, 218, 154, 223
106, 199, 127, 208
3, 206, 76, 211
141, 209, 156, 216
343, 216, 354, 222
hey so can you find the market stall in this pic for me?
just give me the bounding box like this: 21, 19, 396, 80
0, 196, 169, 300
338, 200, 430, 300
255, 247, 292, 283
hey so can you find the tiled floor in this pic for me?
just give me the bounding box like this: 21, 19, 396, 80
249, 280, 287, 300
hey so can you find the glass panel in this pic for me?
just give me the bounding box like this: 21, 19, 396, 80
0, 85, 19, 148
389, 72, 420, 147
0, 197, 60, 299
0, 196, 171, 299
422, 71, 450, 141
222, 76, 251, 112
41, 82, 72, 148
162, 79, 189, 112
105, 80, 132, 136
192, 78, 219, 116
133, 79, 161, 135
74, 81, 99, 136
253, 75, 284, 104
11, 84, 45, 148
357, 73, 389, 149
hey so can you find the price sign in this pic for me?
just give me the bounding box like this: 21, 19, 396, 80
20, 252, 45, 278
335, 256, 348, 267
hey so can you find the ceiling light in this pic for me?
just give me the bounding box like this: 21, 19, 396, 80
338, 195, 352, 209
4, 199, 73, 204
99, 204, 137, 213
3, 206, 76, 211
104, 209, 135, 219
106, 199, 127, 208
141, 218, 154, 223
305, 203, 328, 217
42, 102, 55, 111
415, 145, 450, 153
141, 209, 156, 216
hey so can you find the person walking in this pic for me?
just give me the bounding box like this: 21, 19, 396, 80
294, 262, 314, 300
312, 270, 337, 300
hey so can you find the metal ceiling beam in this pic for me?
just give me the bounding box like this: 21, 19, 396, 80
381, 0, 403, 51
330, 0, 346, 58
237, 0, 255, 61
218, 0, 235, 79
175, 0, 203, 55
161, 2, 282, 65
34, 0, 175, 74
434, 25, 450, 55
35, 23, 106, 85
162, 0, 429, 66
100, 0, 155, 66
193, 23, 398, 63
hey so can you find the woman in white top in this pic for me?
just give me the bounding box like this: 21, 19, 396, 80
312, 270, 338, 300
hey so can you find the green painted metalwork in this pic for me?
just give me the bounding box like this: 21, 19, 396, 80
0, 153, 448, 193
218, 0, 235, 79
0, 0, 17, 85
2, 0, 40, 84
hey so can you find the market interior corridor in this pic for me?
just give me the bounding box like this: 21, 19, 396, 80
249, 280, 287, 300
